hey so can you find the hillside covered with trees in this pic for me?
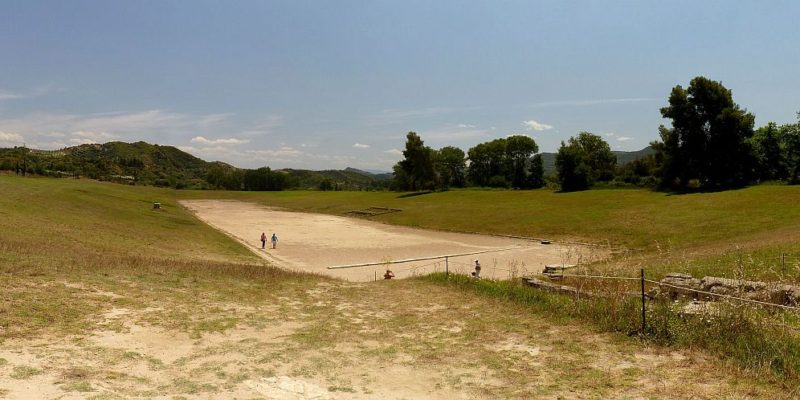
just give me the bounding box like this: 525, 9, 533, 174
0, 141, 391, 191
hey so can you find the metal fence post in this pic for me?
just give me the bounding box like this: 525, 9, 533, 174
640, 268, 647, 335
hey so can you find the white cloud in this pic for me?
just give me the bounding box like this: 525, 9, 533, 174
0, 131, 24, 143
0, 86, 58, 102
246, 146, 304, 159
70, 110, 233, 133
71, 130, 116, 140
0, 110, 232, 138
69, 138, 100, 145
522, 119, 553, 131
367, 105, 480, 125
422, 124, 493, 143
352, 143, 370, 149
616, 136, 633, 142
457, 123, 476, 128
31, 140, 67, 149
65, 131, 117, 145
238, 115, 283, 137
191, 136, 249, 146
178, 145, 306, 166
384, 149, 403, 155
528, 97, 658, 108
605, 132, 615, 137
0, 91, 25, 101
0, 109, 249, 150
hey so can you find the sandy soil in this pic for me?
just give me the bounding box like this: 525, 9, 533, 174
181, 200, 604, 282
2, 201, 785, 398
1, 279, 784, 399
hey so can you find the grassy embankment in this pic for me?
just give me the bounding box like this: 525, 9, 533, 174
178, 184, 800, 385
2, 175, 799, 397
0, 175, 303, 340
178, 185, 800, 281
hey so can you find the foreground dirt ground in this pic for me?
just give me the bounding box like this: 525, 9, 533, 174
0, 274, 787, 399
181, 200, 605, 281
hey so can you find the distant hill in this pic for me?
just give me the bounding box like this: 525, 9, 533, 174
344, 167, 393, 181
1, 141, 657, 188
540, 146, 654, 176
614, 146, 656, 165
0, 141, 211, 187
281, 168, 390, 190
0, 141, 391, 190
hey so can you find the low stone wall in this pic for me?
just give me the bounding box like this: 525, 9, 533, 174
654, 272, 800, 306
521, 277, 598, 298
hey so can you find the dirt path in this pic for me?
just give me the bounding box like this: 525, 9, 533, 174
0, 278, 786, 399
181, 200, 604, 281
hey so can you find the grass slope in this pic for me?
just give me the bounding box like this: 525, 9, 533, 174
178, 185, 800, 252
0, 175, 252, 262
2, 175, 798, 397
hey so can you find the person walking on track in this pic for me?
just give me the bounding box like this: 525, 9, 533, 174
271, 233, 278, 249
260, 232, 267, 249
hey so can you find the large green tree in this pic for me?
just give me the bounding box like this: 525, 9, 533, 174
655, 76, 756, 189
781, 113, 800, 184
243, 167, 287, 191
505, 135, 539, 188
466, 138, 507, 187
434, 146, 466, 188
394, 132, 436, 191
466, 135, 544, 188
555, 132, 616, 191
555, 141, 591, 191
575, 132, 616, 182
751, 122, 787, 181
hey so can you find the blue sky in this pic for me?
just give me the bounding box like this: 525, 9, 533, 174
1, 1, 798, 170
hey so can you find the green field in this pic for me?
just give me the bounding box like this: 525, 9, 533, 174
2, 175, 800, 397
175, 184, 800, 282
5, 174, 799, 282
177, 185, 800, 249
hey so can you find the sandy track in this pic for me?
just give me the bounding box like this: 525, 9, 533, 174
181, 200, 603, 282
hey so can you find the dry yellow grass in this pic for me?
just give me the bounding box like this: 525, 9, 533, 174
2, 176, 797, 398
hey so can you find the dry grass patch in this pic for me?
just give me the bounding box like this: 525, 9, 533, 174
3, 261, 791, 398
2, 176, 798, 398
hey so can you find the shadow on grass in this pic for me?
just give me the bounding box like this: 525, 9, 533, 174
396, 191, 434, 198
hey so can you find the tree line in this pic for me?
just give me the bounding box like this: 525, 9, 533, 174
651, 76, 800, 190
393, 76, 800, 192
391, 130, 617, 192
391, 133, 547, 190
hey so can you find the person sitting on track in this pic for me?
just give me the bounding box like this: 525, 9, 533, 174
384, 269, 395, 280
471, 260, 481, 279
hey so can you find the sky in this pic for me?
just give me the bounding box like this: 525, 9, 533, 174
1, 0, 799, 171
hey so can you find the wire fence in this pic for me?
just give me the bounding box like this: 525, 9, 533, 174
524, 270, 800, 312
526, 270, 800, 338
645, 278, 800, 311
360, 253, 539, 281
347, 248, 800, 342
354, 250, 800, 316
